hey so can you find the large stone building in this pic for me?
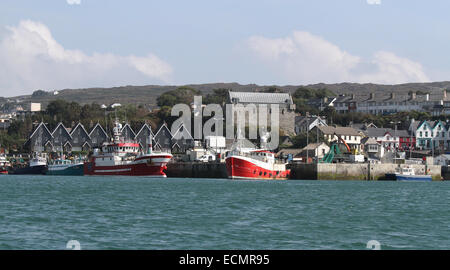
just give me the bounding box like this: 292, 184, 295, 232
228, 91, 297, 136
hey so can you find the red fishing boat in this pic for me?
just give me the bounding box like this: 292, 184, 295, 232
84, 119, 172, 177
226, 149, 290, 180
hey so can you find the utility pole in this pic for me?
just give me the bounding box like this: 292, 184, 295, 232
409, 127, 413, 160
306, 113, 309, 164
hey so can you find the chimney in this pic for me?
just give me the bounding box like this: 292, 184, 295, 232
444, 89, 447, 99
369, 93, 375, 100
390, 92, 395, 99
351, 94, 355, 100
411, 92, 416, 100
426, 93, 430, 101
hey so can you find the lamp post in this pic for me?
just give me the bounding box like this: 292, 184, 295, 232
101, 104, 108, 137
409, 127, 413, 160
390, 121, 401, 163
213, 116, 224, 159
306, 115, 309, 164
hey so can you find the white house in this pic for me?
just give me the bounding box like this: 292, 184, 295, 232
295, 115, 327, 134
410, 120, 450, 150
316, 126, 363, 152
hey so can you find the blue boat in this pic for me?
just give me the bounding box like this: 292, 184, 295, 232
395, 167, 432, 181
46, 158, 84, 176
12, 152, 47, 175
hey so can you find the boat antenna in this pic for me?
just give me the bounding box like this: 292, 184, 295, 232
148, 133, 153, 154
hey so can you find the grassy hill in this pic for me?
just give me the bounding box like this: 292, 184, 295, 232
3, 81, 450, 109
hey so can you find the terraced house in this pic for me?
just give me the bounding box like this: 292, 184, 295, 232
410, 120, 450, 150
361, 127, 414, 151
333, 90, 449, 115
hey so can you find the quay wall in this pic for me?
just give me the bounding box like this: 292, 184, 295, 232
166, 162, 442, 181
289, 163, 442, 181
166, 162, 228, 179
441, 166, 450, 180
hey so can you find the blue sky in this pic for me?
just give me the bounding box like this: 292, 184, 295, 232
1, 0, 450, 96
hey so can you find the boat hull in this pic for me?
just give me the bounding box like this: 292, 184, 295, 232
226, 156, 290, 180
84, 162, 168, 177
396, 174, 432, 181
83, 155, 172, 177
12, 165, 47, 175
46, 164, 84, 176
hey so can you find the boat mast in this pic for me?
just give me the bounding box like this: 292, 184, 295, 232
113, 117, 122, 144
148, 133, 153, 155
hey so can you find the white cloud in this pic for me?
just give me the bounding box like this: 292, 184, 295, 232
0, 20, 173, 96
246, 31, 429, 85
367, 0, 381, 4
67, 0, 81, 5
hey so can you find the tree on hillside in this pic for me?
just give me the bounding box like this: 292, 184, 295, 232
31, 90, 48, 97
156, 86, 201, 107
260, 86, 285, 93
203, 88, 229, 105
293, 87, 335, 100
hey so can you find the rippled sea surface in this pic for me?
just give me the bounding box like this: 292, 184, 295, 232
0, 175, 449, 250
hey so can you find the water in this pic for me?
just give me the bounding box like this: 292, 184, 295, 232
0, 175, 449, 250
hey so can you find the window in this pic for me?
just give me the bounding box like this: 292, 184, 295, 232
425, 132, 428, 137
420, 132, 423, 137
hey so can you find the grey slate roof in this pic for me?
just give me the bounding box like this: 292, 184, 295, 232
364, 128, 409, 138
229, 91, 293, 104
361, 137, 380, 145
276, 148, 303, 157
334, 91, 448, 104
295, 116, 326, 125
318, 126, 362, 136
302, 142, 328, 150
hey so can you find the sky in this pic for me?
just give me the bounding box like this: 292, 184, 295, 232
1, 0, 450, 96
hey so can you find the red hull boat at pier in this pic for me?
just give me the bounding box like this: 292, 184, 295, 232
84, 120, 172, 177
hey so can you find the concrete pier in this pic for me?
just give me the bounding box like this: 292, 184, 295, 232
166, 162, 228, 179
166, 162, 442, 181
288, 163, 442, 181
441, 166, 450, 180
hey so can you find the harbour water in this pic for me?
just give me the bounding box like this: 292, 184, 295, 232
0, 175, 449, 250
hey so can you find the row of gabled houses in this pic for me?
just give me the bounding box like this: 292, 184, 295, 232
25, 122, 195, 153
307, 89, 450, 116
